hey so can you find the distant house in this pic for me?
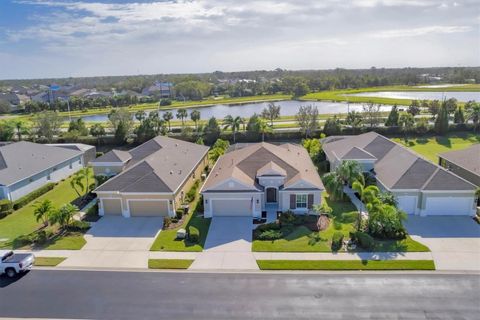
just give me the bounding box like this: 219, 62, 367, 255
439, 145, 480, 187
323, 132, 477, 216
91, 136, 209, 218
200, 142, 324, 218
0, 92, 26, 112
141, 82, 173, 98
0, 142, 88, 201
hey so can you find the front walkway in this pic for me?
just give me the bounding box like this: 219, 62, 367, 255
189, 217, 259, 270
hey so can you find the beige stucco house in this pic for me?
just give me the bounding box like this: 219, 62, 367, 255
200, 142, 324, 218
91, 136, 209, 218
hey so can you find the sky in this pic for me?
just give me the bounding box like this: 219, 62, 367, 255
0, 0, 479, 80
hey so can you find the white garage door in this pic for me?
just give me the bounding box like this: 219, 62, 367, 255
424, 197, 474, 216
396, 196, 418, 215
212, 199, 252, 216
129, 200, 169, 217
102, 199, 122, 215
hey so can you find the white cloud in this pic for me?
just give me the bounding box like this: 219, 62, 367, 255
372, 25, 472, 38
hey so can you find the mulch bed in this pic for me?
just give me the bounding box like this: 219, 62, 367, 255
71, 193, 96, 209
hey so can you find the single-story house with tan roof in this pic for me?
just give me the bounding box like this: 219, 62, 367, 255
322, 132, 477, 216
91, 136, 209, 218
200, 142, 324, 218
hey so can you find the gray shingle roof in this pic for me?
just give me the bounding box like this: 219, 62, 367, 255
439, 144, 480, 176
0, 141, 82, 186
323, 132, 476, 191
95, 136, 209, 194
93, 149, 131, 163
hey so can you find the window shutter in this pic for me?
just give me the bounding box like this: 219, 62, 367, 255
307, 194, 314, 209
290, 194, 296, 209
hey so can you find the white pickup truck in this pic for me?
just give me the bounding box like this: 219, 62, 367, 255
0, 250, 35, 278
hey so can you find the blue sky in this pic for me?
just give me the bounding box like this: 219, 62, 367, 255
0, 0, 479, 80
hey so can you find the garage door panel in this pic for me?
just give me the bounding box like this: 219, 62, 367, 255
212, 199, 252, 216
396, 196, 417, 215
424, 197, 473, 216
103, 199, 122, 215
129, 201, 169, 217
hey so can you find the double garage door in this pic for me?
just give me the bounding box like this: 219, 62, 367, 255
102, 199, 169, 217
396, 195, 474, 216
211, 199, 252, 217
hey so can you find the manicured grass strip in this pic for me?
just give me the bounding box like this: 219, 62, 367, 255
34, 257, 66, 267
148, 259, 194, 269
43, 233, 87, 250
257, 260, 435, 270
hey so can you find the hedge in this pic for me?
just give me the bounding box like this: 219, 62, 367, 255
13, 182, 56, 210
0, 199, 13, 219
188, 226, 199, 243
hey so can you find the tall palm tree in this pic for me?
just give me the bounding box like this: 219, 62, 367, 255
467, 103, 480, 132
322, 171, 344, 201
176, 109, 188, 128
258, 119, 273, 142
49, 204, 79, 229
33, 199, 54, 227
223, 115, 243, 143
190, 110, 201, 134
337, 160, 363, 186
352, 179, 380, 230
163, 111, 173, 131
70, 167, 90, 199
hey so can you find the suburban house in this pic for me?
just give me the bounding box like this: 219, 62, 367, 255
323, 132, 477, 216
141, 82, 174, 98
91, 136, 209, 218
200, 142, 324, 218
438, 144, 480, 187
47, 143, 97, 167
0, 141, 86, 201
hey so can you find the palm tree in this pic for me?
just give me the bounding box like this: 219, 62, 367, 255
223, 115, 243, 143
258, 119, 272, 142
352, 179, 380, 230
322, 171, 344, 201
49, 204, 79, 229
467, 103, 480, 132
176, 109, 188, 128
33, 199, 54, 227
337, 160, 363, 186
70, 168, 90, 199
163, 111, 173, 131
14, 120, 28, 141
190, 110, 201, 134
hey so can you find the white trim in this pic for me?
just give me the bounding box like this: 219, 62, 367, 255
89, 162, 125, 167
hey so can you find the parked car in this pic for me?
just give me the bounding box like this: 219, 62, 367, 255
0, 250, 35, 278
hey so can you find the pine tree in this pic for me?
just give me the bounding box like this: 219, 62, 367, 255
434, 103, 449, 134
453, 106, 465, 124
385, 105, 399, 126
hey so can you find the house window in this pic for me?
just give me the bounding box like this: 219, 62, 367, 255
296, 194, 307, 208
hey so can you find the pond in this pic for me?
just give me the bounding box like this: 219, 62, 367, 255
346, 91, 479, 102
76, 100, 393, 122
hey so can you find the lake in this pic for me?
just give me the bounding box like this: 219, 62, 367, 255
76, 100, 393, 122
347, 91, 479, 102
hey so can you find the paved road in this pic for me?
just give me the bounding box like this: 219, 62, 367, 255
1, 270, 479, 319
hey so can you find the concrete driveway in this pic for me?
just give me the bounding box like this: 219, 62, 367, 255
60, 216, 163, 269
405, 216, 480, 271
190, 217, 258, 270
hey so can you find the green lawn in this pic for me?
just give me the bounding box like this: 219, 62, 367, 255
393, 132, 480, 162
301, 84, 480, 106
34, 257, 66, 267
252, 193, 429, 253
43, 233, 87, 250
148, 259, 194, 269
150, 194, 211, 252
257, 260, 435, 270
0, 168, 93, 249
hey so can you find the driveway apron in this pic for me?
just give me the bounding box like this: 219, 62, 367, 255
190, 217, 259, 270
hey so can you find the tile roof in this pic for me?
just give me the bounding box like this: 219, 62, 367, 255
323, 132, 476, 191
0, 141, 82, 186
201, 142, 324, 192
95, 136, 209, 194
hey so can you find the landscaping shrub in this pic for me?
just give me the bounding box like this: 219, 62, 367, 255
351, 231, 375, 250
279, 210, 296, 225
333, 220, 343, 230
175, 208, 184, 220
194, 195, 204, 213
331, 231, 344, 251
293, 215, 306, 226
95, 175, 109, 186
184, 180, 200, 203
66, 220, 91, 232
13, 183, 56, 210
84, 203, 99, 222
31, 230, 53, 245
255, 222, 281, 233
163, 217, 172, 228
280, 225, 294, 237
0, 199, 13, 219
95, 152, 104, 158
188, 226, 200, 243
257, 229, 283, 240
160, 98, 172, 106
12, 234, 33, 248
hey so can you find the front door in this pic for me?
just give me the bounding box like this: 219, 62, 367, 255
266, 188, 277, 203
